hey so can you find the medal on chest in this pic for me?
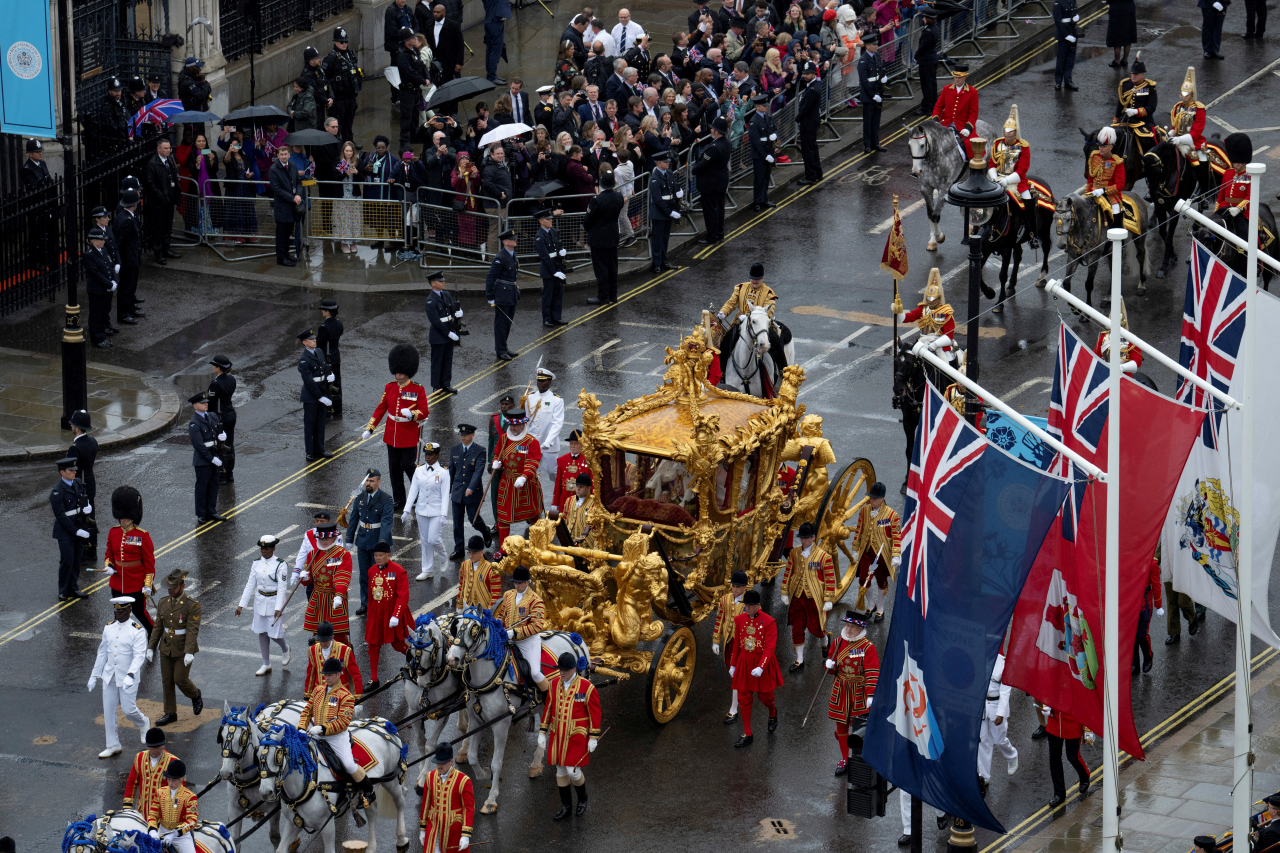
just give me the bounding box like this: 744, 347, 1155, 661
124, 535, 142, 546
373, 576, 385, 601
742, 622, 758, 651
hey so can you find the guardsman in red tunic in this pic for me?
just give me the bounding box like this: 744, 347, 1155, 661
895, 268, 956, 358
780, 522, 835, 672
1216, 132, 1254, 218
730, 589, 784, 747
301, 523, 352, 644
1045, 707, 1092, 806
552, 429, 589, 512
364, 541, 411, 690
987, 105, 1036, 246
490, 410, 544, 547
124, 727, 175, 817
538, 651, 602, 820
456, 535, 502, 611
362, 343, 429, 511
1092, 299, 1143, 374
931, 63, 980, 160
304, 621, 365, 696
1087, 127, 1126, 230
825, 609, 879, 775
146, 758, 198, 853
1171, 68, 1207, 164
105, 485, 155, 631
850, 482, 902, 621
712, 570, 749, 723
419, 741, 474, 852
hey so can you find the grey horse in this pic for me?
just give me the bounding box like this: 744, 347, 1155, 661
1054, 192, 1150, 307
909, 117, 998, 251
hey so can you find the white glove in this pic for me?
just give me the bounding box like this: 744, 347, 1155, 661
326, 373, 335, 382
537, 732, 547, 749
670, 211, 681, 220
881, 75, 890, 83
354, 704, 364, 716
389, 616, 400, 627
1173, 134, 1192, 146
507, 629, 515, 640
110, 282, 118, 292
319, 396, 332, 406
765, 155, 775, 163
588, 737, 597, 752
1156, 607, 1165, 617
76, 528, 91, 539
211, 457, 222, 467
961, 128, 971, 137
1125, 108, 1138, 117
676, 189, 684, 198
823, 601, 833, 612
488, 300, 495, 307
115, 263, 121, 273
449, 331, 461, 340
334, 595, 343, 608
1002, 174, 1020, 187
780, 594, 789, 605
1122, 361, 1138, 374
454, 309, 464, 318
459, 839, 470, 851
712, 643, 720, 655
88, 677, 98, 691
143, 585, 152, 595
217, 432, 227, 441
891, 556, 901, 568
1072, 13, 1079, 20
183, 653, 195, 666
553, 272, 566, 280
867, 697, 873, 708
83, 503, 92, 514
420, 832, 426, 848
1228, 206, 1242, 217
769, 133, 777, 141
987, 167, 999, 182
492, 460, 502, 470
146, 649, 154, 663
1083, 731, 1097, 745
558, 248, 567, 257
150, 830, 160, 840
123, 675, 136, 692
401, 510, 411, 522
1065, 34, 1076, 42
514, 476, 526, 488
1092, 188, 1105, 197
309, 725, 325, 736
1111, 203, 1121, 214
873, 94, 883, 103
1213, 1, 1223, 9
825, 658, 835, 670
716, 311, 726, 321
299, 572, 309, 583
729, 666, 736, 676
750, 666, 763, 677
106, 566, 117, 576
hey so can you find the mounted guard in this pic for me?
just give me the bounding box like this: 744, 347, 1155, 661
1169, 67, 1208, 176
1087, 127, 1127, 231
1092, 299, 1143, 373
1112, 53, 1161, 160
932, 62, 981, 160
894, 268, 956, 366
716, 262, 794, 397
987, 104, 1036, 248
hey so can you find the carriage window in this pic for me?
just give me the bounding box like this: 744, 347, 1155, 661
738, 451, 760, 513
716, 461, 732, 511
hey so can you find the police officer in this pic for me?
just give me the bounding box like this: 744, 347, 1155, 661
302, 46, 333, 126
796, 62, 823, 185
297, 328, 334, 461
345, 468, 395, 614
858, 32, 885, 154
51, 457, 92, 601
324, 27, 363, 142
101, 77, 131, 145
23, 139, 58, 268
114, 189, 144, 325
649, 151, 680, 272
449, 424, 493, 559
424, 270, 462, 394
208, 355, 237, 484
693, 117, 732, 245
534, 209, 568, 326
1053, 0, 1080, 91
85, 226, 117, 349
915, 5, 942, 113
88, 596, 150, 758
484, 229, 521, 361
747, 94, 777, 212
146, 569, 203, 725
67, 409, 99, 567
187, 391, 226, 524
317, 299, 344, 417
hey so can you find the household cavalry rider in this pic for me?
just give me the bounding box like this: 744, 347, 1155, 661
894, 268, 957, 381
1087, 127, 1126, 230
1093, 299, 1143, 374
825, 609, 879, 776
1112, 53, 1158, 159
931, 62, 980, 160
987, 104, 1037, 247
1170, 67, 1208, 175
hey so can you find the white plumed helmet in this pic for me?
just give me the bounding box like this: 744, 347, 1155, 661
1097, 126, 1117, 145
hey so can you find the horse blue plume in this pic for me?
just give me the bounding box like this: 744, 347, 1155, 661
62, 816, 97, 853
261, 722, 317, 777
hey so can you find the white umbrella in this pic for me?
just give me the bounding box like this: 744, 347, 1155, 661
478, 122, 533, 148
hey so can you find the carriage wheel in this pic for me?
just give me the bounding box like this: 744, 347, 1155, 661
646, 627, 697, 725
815, 458, 877, 603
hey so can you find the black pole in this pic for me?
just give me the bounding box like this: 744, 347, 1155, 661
57, 0, 86, 429
963, 205, 981, 425
911, 795, 923, 853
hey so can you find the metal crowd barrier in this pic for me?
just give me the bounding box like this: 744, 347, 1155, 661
413, 191, 504, 270
200, 179, 277, 261
307, 180, 405, 244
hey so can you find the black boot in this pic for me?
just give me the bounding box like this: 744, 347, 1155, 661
575, 781, 588, 816
554, 784, 573, 821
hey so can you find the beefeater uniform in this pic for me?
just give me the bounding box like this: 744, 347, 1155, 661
302, 544, 353, 644
978, 652, 1018, 781
851, 502, 902, 611
932, 81, 980, 159
300, 679, 364, 780
457, 554, 502, 611
492, 429, 544, 546
494, 587, 548, 685
366, 377, 429, 510
124, 748, 176, 815
781, 542, 835, 646
1086, 151, 1126, 227
731, 610, 784, 736
365, 558, 412, 679
712, 590, 745, 671
105, 522, 155, 631
419, 766, 474, 853
304, 639, 364, 695
553, 451, 589, 511
293, 525, 346, 599
148, 588, 202, 717
541, 671, 602, 785
563, 492, 595, 547
827, 631, 879, 766
147, 783, 198, 853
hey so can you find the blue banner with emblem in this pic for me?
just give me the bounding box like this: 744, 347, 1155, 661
0, 0, 58, 138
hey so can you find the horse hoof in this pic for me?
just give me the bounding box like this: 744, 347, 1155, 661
397, 843, 411, 853
992, 302, 1004, 315
937, 234, 945, 244
288, 841, 301, 853
1137, 285, 1147, 295
981, 285, 996, 300
414, 783, 424, 796
481, 802, 498, 814
529, 765, 543, 778
456, 752, 469, 764
926, 240, 938, 252
1036, 277, 1047, 288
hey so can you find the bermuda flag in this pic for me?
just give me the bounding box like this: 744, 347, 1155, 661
1003, 323, 1203, 759
864, 384, 1069, 833
129, 98, 184, 136
1159, 241, 1280, 648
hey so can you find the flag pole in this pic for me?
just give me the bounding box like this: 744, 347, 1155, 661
1102, 227, 1125, 850
1233, 161, 1265, 851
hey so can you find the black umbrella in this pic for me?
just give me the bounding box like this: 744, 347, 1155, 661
283, 129, 342, 146
524, 179, 565, 199
425, 76, 497, 111
168, 110, 221, 124
222, 105, 290, 126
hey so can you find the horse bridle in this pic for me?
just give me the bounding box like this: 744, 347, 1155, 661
1055, 201, 1094, 258
218, 707, 261, 797
257, 727, 324, 812
910, 128, 929, 167
728, 313, 769, 387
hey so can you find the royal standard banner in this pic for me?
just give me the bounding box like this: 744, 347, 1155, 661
0, 0, 57, 137
1159, 241, 1280, 649
864, 384, 1069, 833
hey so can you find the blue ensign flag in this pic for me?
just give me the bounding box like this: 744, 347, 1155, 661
864, 385, 1070, 833
0, 0, 58, 137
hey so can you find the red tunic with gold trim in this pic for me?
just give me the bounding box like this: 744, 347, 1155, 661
365, 559, 411, 646
902, 303, 956, 355
712, 591, 745, 671
781, 544, 836, 604
302, 544, 352, 636
105, 524, 155, 594
827, 635, 880, 722
419, 766, 474, 853
730, 610, 784, 693
457, 557, 502, 610
304, 639, 364, 695
932, 83, 980, 158
124, 749, 175, 814
146, 783, 198, 832
1086, 152, 1126, 207
301, 682, 355, 734
1093, 331, 1144, 369
493, 430, 543, 525
493, 588, 546, 639
540, 672, 602, 767
1216, 168, 1252, 214
1171, 100, 1207, 151
553, 452, 589, 511
366, 379, 429, 448
988, 137, 1031, 198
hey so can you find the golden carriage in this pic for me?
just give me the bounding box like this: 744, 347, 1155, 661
493, 328, 876, 723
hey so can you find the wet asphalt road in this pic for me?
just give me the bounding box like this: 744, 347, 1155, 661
3, 5, 1280, 850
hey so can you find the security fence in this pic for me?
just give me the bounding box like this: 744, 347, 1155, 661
0, 177, 68, 316
219, 0, 354, 63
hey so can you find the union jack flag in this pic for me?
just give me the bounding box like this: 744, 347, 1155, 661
1177, 239, 1247, 446
900, 385, 986, 618
128, 98, 184, 136
1048, 324, 1110, 541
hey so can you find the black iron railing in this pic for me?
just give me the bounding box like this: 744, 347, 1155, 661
0, 176, 69, 316
220, 0, 354, 63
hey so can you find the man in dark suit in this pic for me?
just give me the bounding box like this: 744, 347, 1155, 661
507, 77, 533, 126
449, 424, 493, 558
269, 145, 302, 266
796, 62, 823, 185
113, 189, 144, 320
562, 15, 590, 69
857, 34, 885, 154
384, 0, 415, 59
425, 2, 465, 86
67, 409, 99, 567
604, 60, 631, 106
534, 208, 568, 326
648, 151, 679, 273
424, 269, 462, 393
746, 93, 777, 211
84, 226, 116, 349
577, 84, 607, 126
483, 0, 512, 84
584, 171, 625, 304
484, 229, 521, 360
142, 139, 182, 264
51, 457, 92, 601
297, 328, 334, 461
1199, 0, 1229, 58
693, 117, 731, 244
916, 7, 942, 110
187, 391, 226, 524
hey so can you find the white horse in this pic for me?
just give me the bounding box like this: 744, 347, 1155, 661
216, 700, 303, 847
721, 304, 795, 399
402, 613, 471, 789
257, 721, 409, 853
445, 606, 589, 814
909, 118, 998, 251
66, 810, 235, 853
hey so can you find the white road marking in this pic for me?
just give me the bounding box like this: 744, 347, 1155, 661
869, 199, 926, 234
1002, 377, 1053, 401
70, 631, 260, 659
800, 327, 871, 370
1207, 56, 1280, 109
1210, 116, 1238, 133
803, 329, 920, 393
235, 525, 300, 559
414, 588, 459, 617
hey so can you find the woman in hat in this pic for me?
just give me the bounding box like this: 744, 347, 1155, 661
236, 534, 293, 676
105, 486, 156, 631
825, 609, 879, 775
207, 355, 236, 483
451, 150, 484, 249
